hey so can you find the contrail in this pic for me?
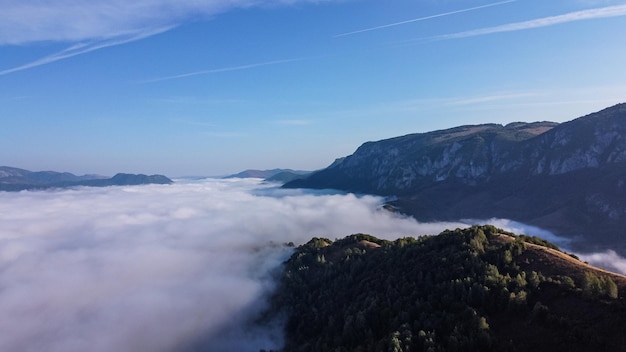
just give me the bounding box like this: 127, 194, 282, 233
434, 3, 626, 40
0, 26, 173, 76
334, 0, 517, 38
141, 58, 305, 83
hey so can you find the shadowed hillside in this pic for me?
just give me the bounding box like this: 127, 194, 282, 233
265, 225, 626, 352
285, 104, 626, 255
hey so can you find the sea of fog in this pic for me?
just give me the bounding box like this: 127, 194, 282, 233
0, 177, 624, 352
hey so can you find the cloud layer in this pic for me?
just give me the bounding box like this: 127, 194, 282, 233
0, 178, 468, 352
0, 178, 623, 351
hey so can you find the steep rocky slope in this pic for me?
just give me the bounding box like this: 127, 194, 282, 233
285, 104, 626, 254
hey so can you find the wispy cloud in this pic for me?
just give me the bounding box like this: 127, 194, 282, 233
271, 119, 314, 126
201, 131, 248, 138
0, 1, 329, 46
169, 118, 249, 138
141, 58, 305, 83
268, 87, 625, 129
0, 96, 30, 102
394, 89, 625, 117
334, 0, 516, 37
0, 26, 173, 76
326, 91, 545, 117
446, 92, 542, 106
251, 91, 543, 126
0, 0, 327, 75
434, 4, 626, 40
169, 118, 215, 128
155, 96, 246, 105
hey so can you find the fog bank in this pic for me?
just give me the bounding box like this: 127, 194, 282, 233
1, 178, 624, 352
0, 178, 468, 352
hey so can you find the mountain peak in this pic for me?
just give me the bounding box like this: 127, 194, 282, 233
284, 104, 626, 256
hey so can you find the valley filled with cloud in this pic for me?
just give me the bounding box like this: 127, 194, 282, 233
0, 178, 623, 351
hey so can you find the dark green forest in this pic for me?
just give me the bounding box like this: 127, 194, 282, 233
263, 225, 626, 352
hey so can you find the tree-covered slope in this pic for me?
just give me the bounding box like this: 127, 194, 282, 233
266, 226, 626, 352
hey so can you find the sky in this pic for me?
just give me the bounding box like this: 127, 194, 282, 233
1, 177, 623, 351
1, 0, 626, 176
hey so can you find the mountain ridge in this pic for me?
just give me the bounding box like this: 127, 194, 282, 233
224, 168, 311, 180
284, 103, 626, 255
0, 166, 173, 191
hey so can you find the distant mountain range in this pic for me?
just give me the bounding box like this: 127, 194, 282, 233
285, 103, 626, 255
224, 168, 311, 183
0, 166, 173, 191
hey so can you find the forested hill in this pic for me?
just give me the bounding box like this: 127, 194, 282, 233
265, 225, 626, 352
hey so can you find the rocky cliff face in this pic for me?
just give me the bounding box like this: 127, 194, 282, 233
288, 121, 559, 193
286, 103, 626, 255
524, 104, 626, 175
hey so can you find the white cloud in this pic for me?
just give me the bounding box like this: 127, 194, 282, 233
0, 0, 342, 45
2, 178, 623, 352
0, 0, 240, 45
0, 0, 326, 75
578, 250, 626, 275
0, 178, 469, 352
435, 4, 626, 40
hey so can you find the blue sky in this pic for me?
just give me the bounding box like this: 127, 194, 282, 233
1, 0, 626, 176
